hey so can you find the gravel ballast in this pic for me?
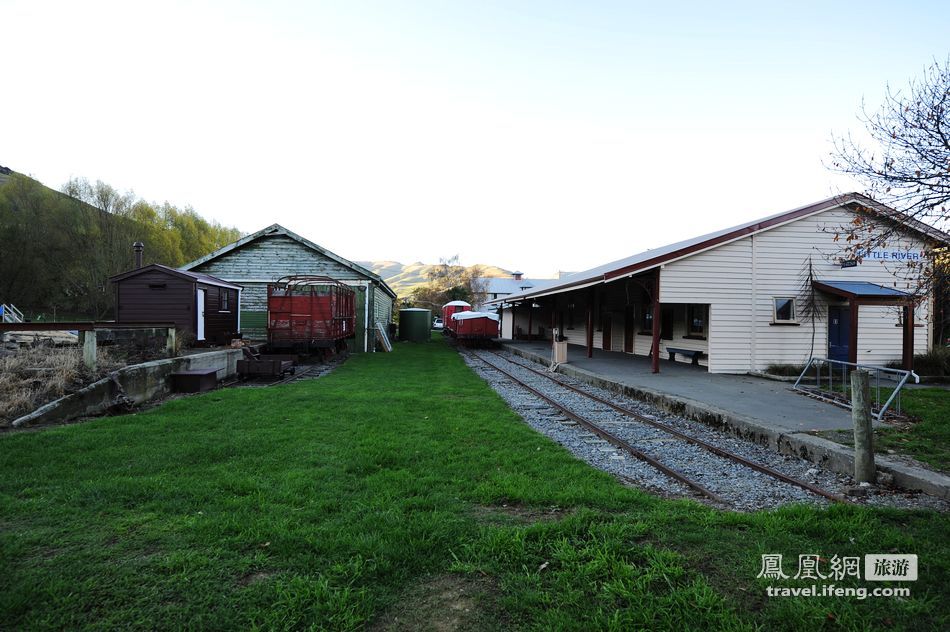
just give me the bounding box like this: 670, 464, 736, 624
463, 349, 948, 512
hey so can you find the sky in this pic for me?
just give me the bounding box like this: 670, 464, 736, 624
2, 1, 948, 278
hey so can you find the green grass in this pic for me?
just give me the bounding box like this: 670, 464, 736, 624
817, 387, 950, 472
1, 339, 948, 630
875, 388, 950, 471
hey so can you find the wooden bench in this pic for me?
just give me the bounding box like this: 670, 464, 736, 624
170, 368, 218, 393
665, 347, 703, 366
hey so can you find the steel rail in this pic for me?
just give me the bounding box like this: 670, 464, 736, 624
485, 350, 851, 505
227, 365, 320, 389
467, 352, 728, 505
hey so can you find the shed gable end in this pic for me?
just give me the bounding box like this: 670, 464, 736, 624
190, 235, 372, 282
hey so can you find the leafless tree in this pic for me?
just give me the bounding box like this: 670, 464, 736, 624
830, 57, 949, 239
829, 59, 950, 343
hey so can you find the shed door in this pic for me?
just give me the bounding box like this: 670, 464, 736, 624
196, 289, 206, 341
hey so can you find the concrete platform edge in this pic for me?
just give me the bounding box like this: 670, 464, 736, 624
504, 344, 950, 500
11, 349, 242, 429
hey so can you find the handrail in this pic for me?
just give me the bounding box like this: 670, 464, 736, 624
793, 357, 919, 421
1, 303, 24, 323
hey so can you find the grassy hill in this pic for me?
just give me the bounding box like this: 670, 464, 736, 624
0, 165, 241, 319
358, 261, 512, 297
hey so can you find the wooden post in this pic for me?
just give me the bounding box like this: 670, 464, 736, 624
166, 327, 177, 357
848, 300, 859, 365
902, 303, 914, 370
586, 289, 594, 358
651, 271, 661, 374
80, 330, 97, 372
851, 369, 875, 483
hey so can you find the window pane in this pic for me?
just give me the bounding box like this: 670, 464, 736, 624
688, 304, 705, 334
775, 298, 795, 321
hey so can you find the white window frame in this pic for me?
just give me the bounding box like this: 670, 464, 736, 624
773, 297, 797, 323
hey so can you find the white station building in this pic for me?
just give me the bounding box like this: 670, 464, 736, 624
490, 194, 948, 374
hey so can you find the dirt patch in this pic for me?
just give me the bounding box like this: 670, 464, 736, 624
472, 503, 571, 525
369, 574, 498, 632
238, 570, 276, 586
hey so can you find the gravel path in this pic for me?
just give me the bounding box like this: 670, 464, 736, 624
464, 349, 948, 512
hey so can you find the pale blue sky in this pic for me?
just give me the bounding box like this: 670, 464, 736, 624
2, 1, 948, 277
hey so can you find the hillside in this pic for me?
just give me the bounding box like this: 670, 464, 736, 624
0, 165, 241, 319
357, 261, 512, 297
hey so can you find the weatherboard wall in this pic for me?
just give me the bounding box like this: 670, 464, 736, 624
188, 234, 392, 350
499, 203, 933, 373
114, 268, 239, 344
657, 204, 930, 372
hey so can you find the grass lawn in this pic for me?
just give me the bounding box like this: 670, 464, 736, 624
817, 387, 950, 472
1, 339, 948, 630
875, 388, 950, 471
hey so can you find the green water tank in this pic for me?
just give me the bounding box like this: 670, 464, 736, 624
398, 308, 432, 342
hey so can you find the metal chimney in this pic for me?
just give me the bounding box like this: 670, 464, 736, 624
133, 242, 144, 268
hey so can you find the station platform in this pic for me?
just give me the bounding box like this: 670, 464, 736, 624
502, 340, 856, 433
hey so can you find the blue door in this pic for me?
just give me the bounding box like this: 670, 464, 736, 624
828, 306, 850, 362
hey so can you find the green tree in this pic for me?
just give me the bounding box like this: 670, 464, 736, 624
409, 256, 487, 310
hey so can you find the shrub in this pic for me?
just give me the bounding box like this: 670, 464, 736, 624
909, 347, 950, 376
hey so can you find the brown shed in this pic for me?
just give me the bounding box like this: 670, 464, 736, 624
110, 264, 243, 345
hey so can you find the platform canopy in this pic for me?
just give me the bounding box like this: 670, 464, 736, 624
813, 280, 916, 369
812, 280, 912, 301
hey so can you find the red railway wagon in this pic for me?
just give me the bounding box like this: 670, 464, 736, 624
451, 311, 500, 343
441, 300, 472, 336
267, 275, 355, 354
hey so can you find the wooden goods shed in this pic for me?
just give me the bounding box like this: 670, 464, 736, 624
181, 224, 396, 352
110, 264, 242, 345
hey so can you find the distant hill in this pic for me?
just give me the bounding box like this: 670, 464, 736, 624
357, 261, 513, 297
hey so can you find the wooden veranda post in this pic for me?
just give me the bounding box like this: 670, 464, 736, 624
849, 300, 859, 365
902, 303, 915, 370
586, 289, 594, 358
651, 270, 661, 374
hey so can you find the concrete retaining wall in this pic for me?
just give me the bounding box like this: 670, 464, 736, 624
11, 349, 242, 429
505, 344, 950, 500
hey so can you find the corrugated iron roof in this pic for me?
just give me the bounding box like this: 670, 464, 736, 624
813, 280, 911, 298
452, 311, 499, 321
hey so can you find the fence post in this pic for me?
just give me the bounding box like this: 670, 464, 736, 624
166, 327, 177, 357
851, 369, 875, 483
80, 330, 97, 373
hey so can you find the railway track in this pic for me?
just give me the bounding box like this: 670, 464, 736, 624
464, 349, 851, 510
226, 364, 325, 388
